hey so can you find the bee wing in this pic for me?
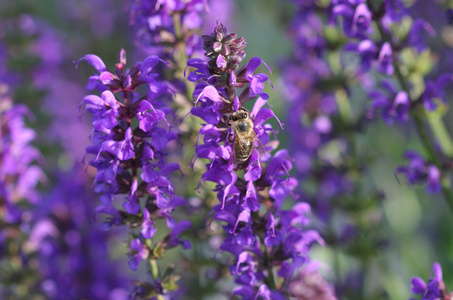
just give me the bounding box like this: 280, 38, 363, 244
231, 137, 239, 165
252, 132, 267, 157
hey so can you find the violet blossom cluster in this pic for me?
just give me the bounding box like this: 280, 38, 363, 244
281, 0, 354, 215
0, 21, 45, 221
0, 82, 44, 224
128, 0, 207, 57
0, 41, 45, 297
0, 95, 43, 224
326, 0, 453, 296
27, 17, 92, 161
396, 150, 441, 194
186, 23, 329, 299
280, 1, 396, 298
1, 13, 134, 298
1, 13, 93, 162
330, 0, 452, 193
77, 49, 191, 297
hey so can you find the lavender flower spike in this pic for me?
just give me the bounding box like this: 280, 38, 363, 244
0, 95, 44, 223
78, 49, 191, 296
187, 23, 328, 299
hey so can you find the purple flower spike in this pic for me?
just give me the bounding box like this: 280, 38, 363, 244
187, 23, 323, 298
79, 49, 190, 292
0, 99, 44, 222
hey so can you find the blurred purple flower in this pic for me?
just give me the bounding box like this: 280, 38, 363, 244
410, 262, 453, 300
29, 167, 131, 300
367, 80, 410, 124
0, 99, 44, 223
396, 150, 441, 194
420, 74, 452, 111
331, 1, 372, 38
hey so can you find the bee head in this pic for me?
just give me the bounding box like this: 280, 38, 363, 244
231, 111, 248, 122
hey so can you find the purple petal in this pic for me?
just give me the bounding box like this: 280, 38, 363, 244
433, 262, 443, 282
160, 163, 181, 176
254, 107, 284, 129
250, 96, 268, 118
410, 277, 427, 294
74, 54, 107, 72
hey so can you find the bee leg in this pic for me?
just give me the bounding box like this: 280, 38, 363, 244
227, 128, 234, 143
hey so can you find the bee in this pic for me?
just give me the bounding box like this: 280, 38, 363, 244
230, 108, 262, 164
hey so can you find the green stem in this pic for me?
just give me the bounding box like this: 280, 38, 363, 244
150, 258, 159, 281
374, 20, 453, 213
260, 235, 277, 290
172, 12, 194, 102
252, 212, 276, 290
426, 113, 453, 157
413, 116, 440, 166
335, 88, 352, 124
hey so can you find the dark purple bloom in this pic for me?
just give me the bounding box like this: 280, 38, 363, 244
420, 74, 452, 111
137, 100, 169, 131
123, 179, 140, 214
82, 91, 120, 130
377, 42, 394, 75
396, 150, 441, 193
141, 208, 156, 239
128, 238, 149, 271
382, 0, 408, 23
408, 20, 435, 52
345, 39, 378, 72
331, 1, 372, 38
368, 80, 410, 124
102, 127, 135, 161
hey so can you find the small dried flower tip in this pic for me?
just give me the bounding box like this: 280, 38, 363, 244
202, 23, 247, 74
